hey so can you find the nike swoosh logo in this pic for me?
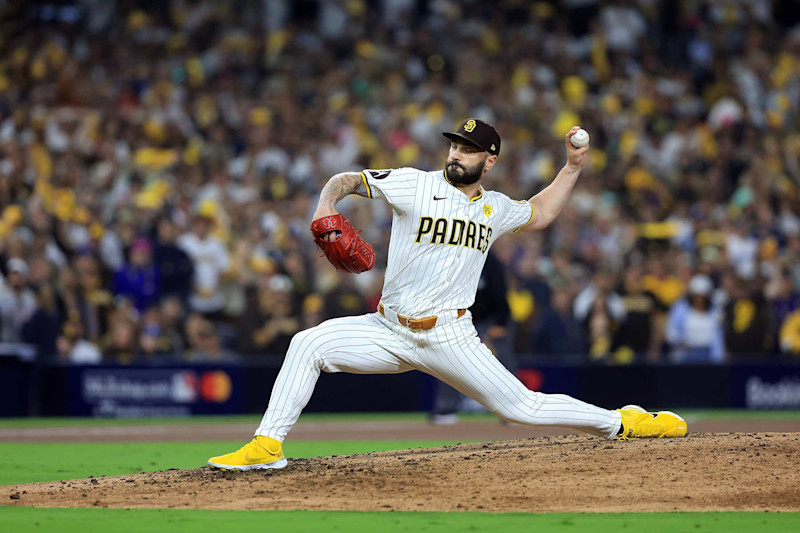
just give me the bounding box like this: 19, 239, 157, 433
434, 196, 447, 201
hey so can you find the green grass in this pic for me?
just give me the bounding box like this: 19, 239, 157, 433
3, 416, 799, 532
0, 440, 465, 487
0, 412, 431, 428
2, 409, 799, 428
1, 508, 797, 533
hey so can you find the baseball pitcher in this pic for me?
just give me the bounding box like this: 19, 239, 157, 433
208, 120, 687, 471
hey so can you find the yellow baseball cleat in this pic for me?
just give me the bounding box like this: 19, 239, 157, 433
207, 436, 288, 470
616, 405, 688, 439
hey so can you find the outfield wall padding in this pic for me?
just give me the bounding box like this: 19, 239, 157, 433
3, 358, 800, 417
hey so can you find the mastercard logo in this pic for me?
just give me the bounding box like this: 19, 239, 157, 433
200, 371, 233, 403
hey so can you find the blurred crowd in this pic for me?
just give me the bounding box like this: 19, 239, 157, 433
1, 0, 800, 365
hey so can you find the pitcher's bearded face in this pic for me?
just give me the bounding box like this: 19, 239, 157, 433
446, 157, 486, 185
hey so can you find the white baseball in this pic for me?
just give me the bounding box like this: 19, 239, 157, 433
570, 128, 590, 148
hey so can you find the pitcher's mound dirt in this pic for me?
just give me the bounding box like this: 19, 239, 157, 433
5, 433, 799, 512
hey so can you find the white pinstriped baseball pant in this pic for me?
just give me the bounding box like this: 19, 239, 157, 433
256, 312, 622, 441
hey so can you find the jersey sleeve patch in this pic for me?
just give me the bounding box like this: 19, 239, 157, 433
361, 168, 419, 213
365, 169, 391, 180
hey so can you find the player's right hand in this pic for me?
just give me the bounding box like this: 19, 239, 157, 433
565, 126, 589, 170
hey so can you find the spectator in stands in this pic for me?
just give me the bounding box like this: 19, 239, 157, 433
666, 275, 725, 363
779, 309, 800, 356
283, 250, 314, 299
21, 283, 60, 359
99, 211, 139, 273
531, 288, 586, 361
1, 0, 799, 365
113, 238, 159, 314
300, 293, 325, 330
509, 248, 553, 354
184, 313, 236, 362
322, 274, 369, 320
573, 270, 626, 362
100, 315, 138, 364
641, 257, 686, 312
614, 266, 663, 363
507, 275, 537, 355
153, 217, 194, 303
723, 277, 776, 361
56, 320, 102, 364
0, 258, 37, 343
239, 274, 300, 355
138, 307, 175, 357
159, 296, 187, 354
515, 249, 553, 313
178, 212, 231, 320
767, 272, 799, 330
70, 254, 113, 343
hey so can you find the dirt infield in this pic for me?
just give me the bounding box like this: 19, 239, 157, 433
4, 433, 799, 512
3, 418, 800, 443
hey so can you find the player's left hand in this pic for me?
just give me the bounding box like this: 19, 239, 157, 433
310, 214, 376, 273
565, 126, 589, 170
311, 206, 341, 241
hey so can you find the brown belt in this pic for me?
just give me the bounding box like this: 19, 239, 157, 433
379, 303, 466, 330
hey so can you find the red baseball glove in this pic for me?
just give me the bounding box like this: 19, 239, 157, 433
310, 214, 376, 273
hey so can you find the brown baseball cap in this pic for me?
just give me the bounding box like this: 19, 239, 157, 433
442, 118, 501, 156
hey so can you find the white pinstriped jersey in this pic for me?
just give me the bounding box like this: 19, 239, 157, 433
361, 167, 534, 317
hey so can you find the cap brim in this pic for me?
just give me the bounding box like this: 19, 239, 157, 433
442, 132, 488, 152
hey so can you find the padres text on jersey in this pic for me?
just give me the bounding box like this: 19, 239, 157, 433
361, 167, 534, 317
414, 217, 493, 253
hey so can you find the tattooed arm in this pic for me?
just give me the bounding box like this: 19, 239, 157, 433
312, 172, 370, 240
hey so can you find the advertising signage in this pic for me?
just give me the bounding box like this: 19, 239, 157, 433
68, 366, 242, 417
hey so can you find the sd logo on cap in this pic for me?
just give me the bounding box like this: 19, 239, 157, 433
442, 118, 501, 156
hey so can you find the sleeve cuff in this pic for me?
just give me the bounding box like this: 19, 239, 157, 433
512, 202, 535, 233
360, 171, 372, 199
